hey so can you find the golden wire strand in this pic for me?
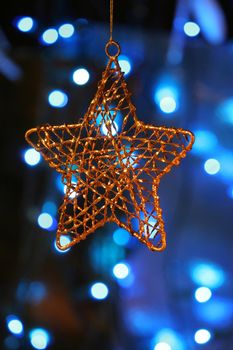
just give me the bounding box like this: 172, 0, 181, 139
25, 42, 195, 252
110, 0, 114, 40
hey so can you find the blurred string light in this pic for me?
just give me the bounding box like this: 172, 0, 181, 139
29, 328, 50, 350
6, 316, 23, 336
118, 55, 132, 75
24, 148, 41, 166
90, 282, 109, 300
37, 212, 55, 230
190, 262, 225, 289
154, 86, 178, 114
204, 158, 221, 175
183, 21, 200, 37
194, 329, 211, 344
113, 262, 130, 280
113, 228, 131, 246
72, 68, 90, 85
41, 28, 58, 45
152, 328, 184, 350
195, 286, 212, 303
48, 90, 68, 108
58, 23, 75, 38
193, 130, 217, 154
190, 0, 227, 44
16, 16, 34, 32
54, 235, 71, 253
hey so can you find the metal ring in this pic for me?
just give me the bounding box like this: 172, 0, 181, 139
105, 40, 121, 58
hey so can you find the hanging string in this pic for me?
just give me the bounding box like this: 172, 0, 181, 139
110, 0, 114, 41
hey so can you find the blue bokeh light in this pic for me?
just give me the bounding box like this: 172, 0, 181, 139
16, 16, 34, 32
154, 87, 178, 114
41, 28, 58, 45
48, 90, 68, 108
191, 262, 225, 289
204, 158, 221, 175
194, 329, 211, 344
119, 55, 132, 75
227, 185, 233, 199
37, 213, 54, 230
153, 328, 184, 350
29, 328, 50, 350
54, 235, 71, 253
4, 335, 20, 349
217, 98, 233, 124
72, 68, 90, 85
195, 287, 212, 303
196, 297, 233, 327
184, 21, 200, 37
113, 262, 130, 280
90, 282, 109, 300
193, 130, 217, 154
6, 316, 23, 336
24, 148, 41, 166
113, 228, 131, 246
42, 201, 57, 216
58, 23, 75, 38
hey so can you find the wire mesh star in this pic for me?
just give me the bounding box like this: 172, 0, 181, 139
25, 40, 194, 251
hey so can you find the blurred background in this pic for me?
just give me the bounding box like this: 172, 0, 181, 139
1, 0, 233, 349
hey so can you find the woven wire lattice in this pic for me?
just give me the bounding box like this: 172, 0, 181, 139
26, 40, 194, 251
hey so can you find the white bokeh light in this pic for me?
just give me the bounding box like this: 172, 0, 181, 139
204, 158, 221, 175
90, 282, 109, 300
58, 23, 75, 38
113, 263, 130, 280
41, 28, 58, 45
72, 68, 90, 85
194, 329, 211, 344
38, 213, 53, 230
159, 96, 177, 114
48, 90, 68, 108
184, 21, 200, 37
195, 287, 212, 303
17, 17, 34, 32
24, 148, 41, 166
29, 328, 50, 349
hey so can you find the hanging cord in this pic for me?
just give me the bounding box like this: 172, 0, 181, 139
110, 0, 114, 41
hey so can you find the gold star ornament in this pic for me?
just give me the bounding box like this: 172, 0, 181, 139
25, 40, 195, 251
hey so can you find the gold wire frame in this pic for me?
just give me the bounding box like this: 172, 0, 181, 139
25, 40, 194, 251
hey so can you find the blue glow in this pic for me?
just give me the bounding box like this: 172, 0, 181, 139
196, 297, 233, 326
195, 287, 212, 303
193, 130, 217, 154
58, 23, 75, 38
90, 282, 109, 300
41, 28, 58, 45
4, 335, 20, 349
29, 328, 50, 350
101, 120, 119, 136
119, 55, 132, 75
154, 87, 178, 114
37, 213, 54, 230
42, 201, 57, 216
217, 98, 233, 124
7, 316, 23, 336
24, 148, 41, 166
227, 186, 233, 199
48, 90, 68, 108
184, 21, 200, 37
54, 235, 71, 253
191, 262, 225, 289
113, 228, 130, 246
153, 328, 184, 350
113, 262, 130, 280
154, 343, 171, 350
194, 329, 211, 344
72, 68, 90, 85
16, 17, 34, 32
204, 158, 221, 175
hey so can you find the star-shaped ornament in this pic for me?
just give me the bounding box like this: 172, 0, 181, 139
26, 40, 195, 251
